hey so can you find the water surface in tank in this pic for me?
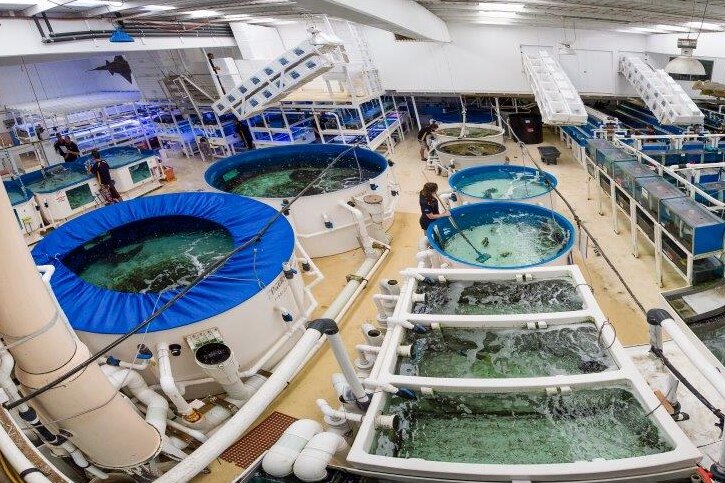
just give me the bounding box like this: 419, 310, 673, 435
437, 140, 505, 156
691, 320, 725, 365
373, 388, 672, 464
455, 169, 552, 200
25, 166, 90, 192
62, 215, 234, 293
437, 126, 500, 139
218, 152, 379, 198
438, 212, 570, 267
397, 324, 614, 378
413, 278, 583, 315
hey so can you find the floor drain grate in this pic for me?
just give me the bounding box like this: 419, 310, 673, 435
220, 411, 298, 468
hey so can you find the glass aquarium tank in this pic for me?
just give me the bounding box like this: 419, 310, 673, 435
659, 197, 725, 255
585, 138, 616, 163
612, 161, 657, 196
396, 323, 615, 378
412, 277, 584, 315
598, 148, 637, 176
633, 177, 684, 218
373, 387, 672, 464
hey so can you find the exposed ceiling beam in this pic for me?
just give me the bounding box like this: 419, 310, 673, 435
84, 1, 145, 17
295, 0, 450, 41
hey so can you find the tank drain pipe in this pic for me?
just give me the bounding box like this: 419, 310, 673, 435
293, 431, 348, 483
363, 378, 417, 400
194, 343, 254, 403
323, 320, 370, 409
155, 318, 373, 482
101, 365, 169, 438
0, 419, 52, 483
361, 323, 384, 347
317, 399, 397, 430
415, 249, 436, 268
338, 201, 376, 256
156, 343, 201, 423
294, 241, 324, 291
372, 294, 398, 322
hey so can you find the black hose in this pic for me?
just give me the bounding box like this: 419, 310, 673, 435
5, 144, 367, 411
650, 347, 724, 427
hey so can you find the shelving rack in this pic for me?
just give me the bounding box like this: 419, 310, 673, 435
149, 101, 197, 157
583, 138, 725, 286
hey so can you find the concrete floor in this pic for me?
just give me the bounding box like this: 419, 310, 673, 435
18, 129, 719, 480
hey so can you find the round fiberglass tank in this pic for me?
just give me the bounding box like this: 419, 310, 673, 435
436, 123, 505, 143
32, 192, 308, 387
205, 144, 396, 258
448, 165, 557, 208
425, 201, 575, 269
434, 139, 507, 170
3, 180, 42, 234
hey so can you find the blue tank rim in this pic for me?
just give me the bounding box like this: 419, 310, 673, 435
448, 165, 557, 201
31, 192, 296, 335
426, 200, 576, 269
3, 179, 33, 205
204, 144, 389, 195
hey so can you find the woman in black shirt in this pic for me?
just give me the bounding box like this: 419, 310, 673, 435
419, 182, 449, 230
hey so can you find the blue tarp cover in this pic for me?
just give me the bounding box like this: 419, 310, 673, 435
31, 192, 294, 334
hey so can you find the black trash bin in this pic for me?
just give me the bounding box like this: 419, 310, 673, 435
508, 113, 543, 144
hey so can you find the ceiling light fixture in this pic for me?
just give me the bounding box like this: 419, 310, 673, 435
143, 5, 176, 11
665, 38, 705, 75
187, 9, 220, 18
246, 17, 276, 23
684, 21, 724, 31
477, 2, 524, 12
476, 11, 519, 18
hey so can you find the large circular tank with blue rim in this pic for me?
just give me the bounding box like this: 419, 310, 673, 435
425, 201, 575, 269
3, 179, 43, 234
205, 144, 396, 258
31, 192, 310, 385
449, 165, 557, 208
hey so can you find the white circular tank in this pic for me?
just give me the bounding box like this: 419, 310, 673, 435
434, 139, 508, 170
4, 180, 43, 234
423, 201, 575, 269
436, 123, 505, 143
448, 165, 558, 208
205, 144, 398, 258
32, 193, 311, 389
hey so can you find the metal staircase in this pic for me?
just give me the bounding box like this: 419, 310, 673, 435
619, 55, 704, 126
522, 50, 587, 126
212, 27, 346, 120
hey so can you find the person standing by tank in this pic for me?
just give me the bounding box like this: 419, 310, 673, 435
89, 149, 122, 203
62, 135, 81, 163
53, 133, 67, 161
419, 182, 449, 231
417, 121, 439, 161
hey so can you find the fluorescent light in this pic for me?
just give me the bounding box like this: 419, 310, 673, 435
270, 20, 297, 25
654, 24, 690, 32
187, 9, 220, 18
624, 27, 669, 33
475, 19, 515, 25
477, 11, 519, 18
246, 17, 276, 23
143, 4, 176, 11
477, 2, 524, 12
684, 21, 724, 31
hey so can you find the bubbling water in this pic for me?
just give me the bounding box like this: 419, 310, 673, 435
62, 215, 234, 293
217, 153, 380, 198
413, 278, 584, 315
441, 212, 570, 267
373, 388, 672, 464
437, 127, 500, 139
691, 320, 725, 365
25, 166, 90, 192
437, 140, 505, 157
397, 325, 614, 378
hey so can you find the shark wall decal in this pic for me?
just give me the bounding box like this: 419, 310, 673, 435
89, 55, 133, 84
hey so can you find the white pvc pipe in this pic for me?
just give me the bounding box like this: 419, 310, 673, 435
101, 365, 168, 438
0, 420, 51, 483
156, 249, 388, 482
372, 294, 398, 319
262, 419, 322, 478
156, 343, 197, 419
238, 320, 307, 378
316, 399, 362, 424
338, 201, 375, 256
660, 318, 725, 400
293, 432, 348, 482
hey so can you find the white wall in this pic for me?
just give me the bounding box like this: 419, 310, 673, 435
363, 23, 648, 95
0, 56, 138, 106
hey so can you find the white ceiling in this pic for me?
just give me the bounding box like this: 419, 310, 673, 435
4, 0, 725, 35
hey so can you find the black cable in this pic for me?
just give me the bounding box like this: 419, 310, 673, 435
651, 346, 724, 426
5, 143, 367, 411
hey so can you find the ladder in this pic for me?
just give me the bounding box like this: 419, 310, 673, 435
522, 50, 587, 126
212, 28, 346, 120
619, 55, 704, 126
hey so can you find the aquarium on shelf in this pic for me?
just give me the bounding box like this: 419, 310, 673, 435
633, 177, 685, 218
612, 161, 657, 196
585, 138, 616, 163
659, 197, 725, 255
599, 148, 637, 176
